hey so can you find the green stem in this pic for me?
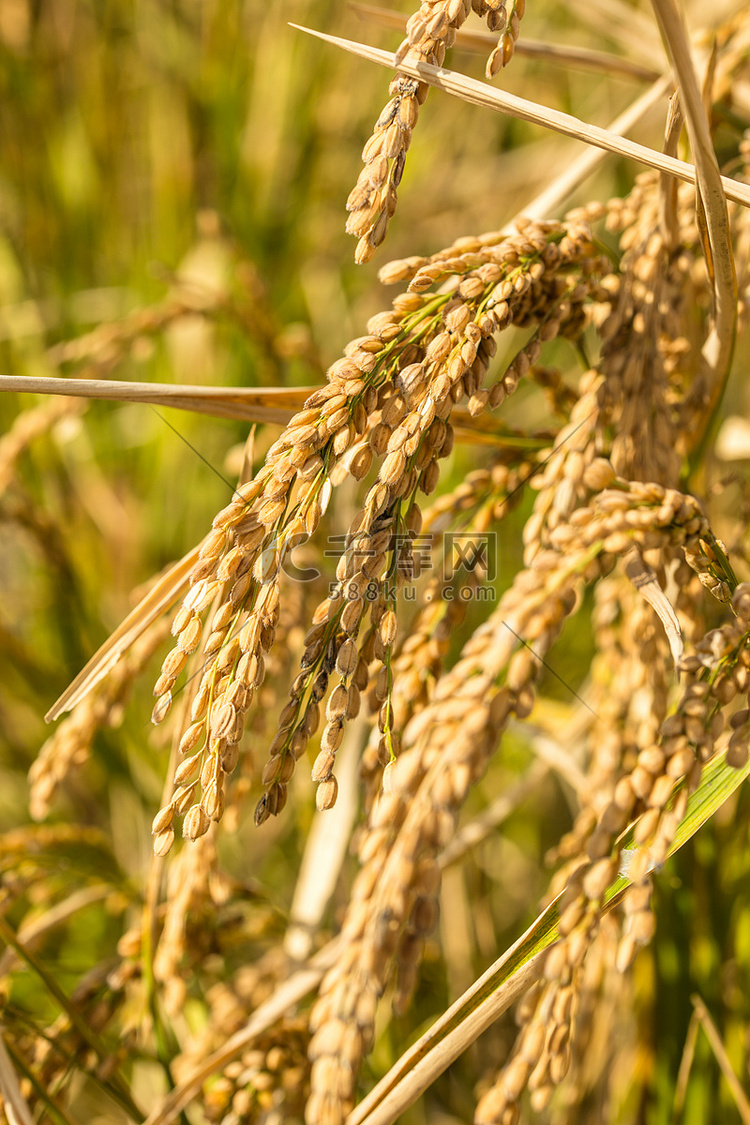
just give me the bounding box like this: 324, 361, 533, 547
0, 916, 144, 1123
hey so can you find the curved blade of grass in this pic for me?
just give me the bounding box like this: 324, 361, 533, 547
347, 745, 750, 1125
292, 27, 750, 211
0, 884, 112, 975
0, 916, 145, 1122
667, 745, 750, 854
46, 544, 201, 720
625, 549, 684, 667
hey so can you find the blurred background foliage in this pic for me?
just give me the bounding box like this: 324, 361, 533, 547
2, 1, 750, 1123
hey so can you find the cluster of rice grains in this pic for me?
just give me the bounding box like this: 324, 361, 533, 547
147, 169, 750, 1123
470, 173, 750, 1125
346, 0, 525, 262
148, 212, 603, 856
137, 208, 615, 1122
188, 950, 312, 1125
144, 120, 750, 1125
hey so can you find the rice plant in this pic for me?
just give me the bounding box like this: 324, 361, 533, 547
3, 2, 750, 1123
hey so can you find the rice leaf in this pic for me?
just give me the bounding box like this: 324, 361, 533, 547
292, 26, 750, 210
348, 744, 750, 1125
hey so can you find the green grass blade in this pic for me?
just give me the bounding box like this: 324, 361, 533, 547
0, 916, 145, 1122
348, 745, 750, 1125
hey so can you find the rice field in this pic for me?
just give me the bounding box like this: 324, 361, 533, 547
3, 2, 750, 1124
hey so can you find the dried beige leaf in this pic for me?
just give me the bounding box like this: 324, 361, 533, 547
624, 549, 684, 668
46, 545, 201, 721
291, 26, 750, 210
650, 0, 737, 417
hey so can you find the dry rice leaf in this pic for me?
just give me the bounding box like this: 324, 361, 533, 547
292, 27, 750, 211
0, 374, 315, 426
659, 91, 684, 250
0, 1037, 34, 1125
284, 722, 363, 961
624, 548, 684, 668
46, 545, 201, 721
347, 745, 750, 1125
690, 995, 750, 1125
237, 424, 256, 485
350, 2, 660, 81
650, 0, 737, 389
673, 1008, 702, 1118
0, 373, 537, 446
